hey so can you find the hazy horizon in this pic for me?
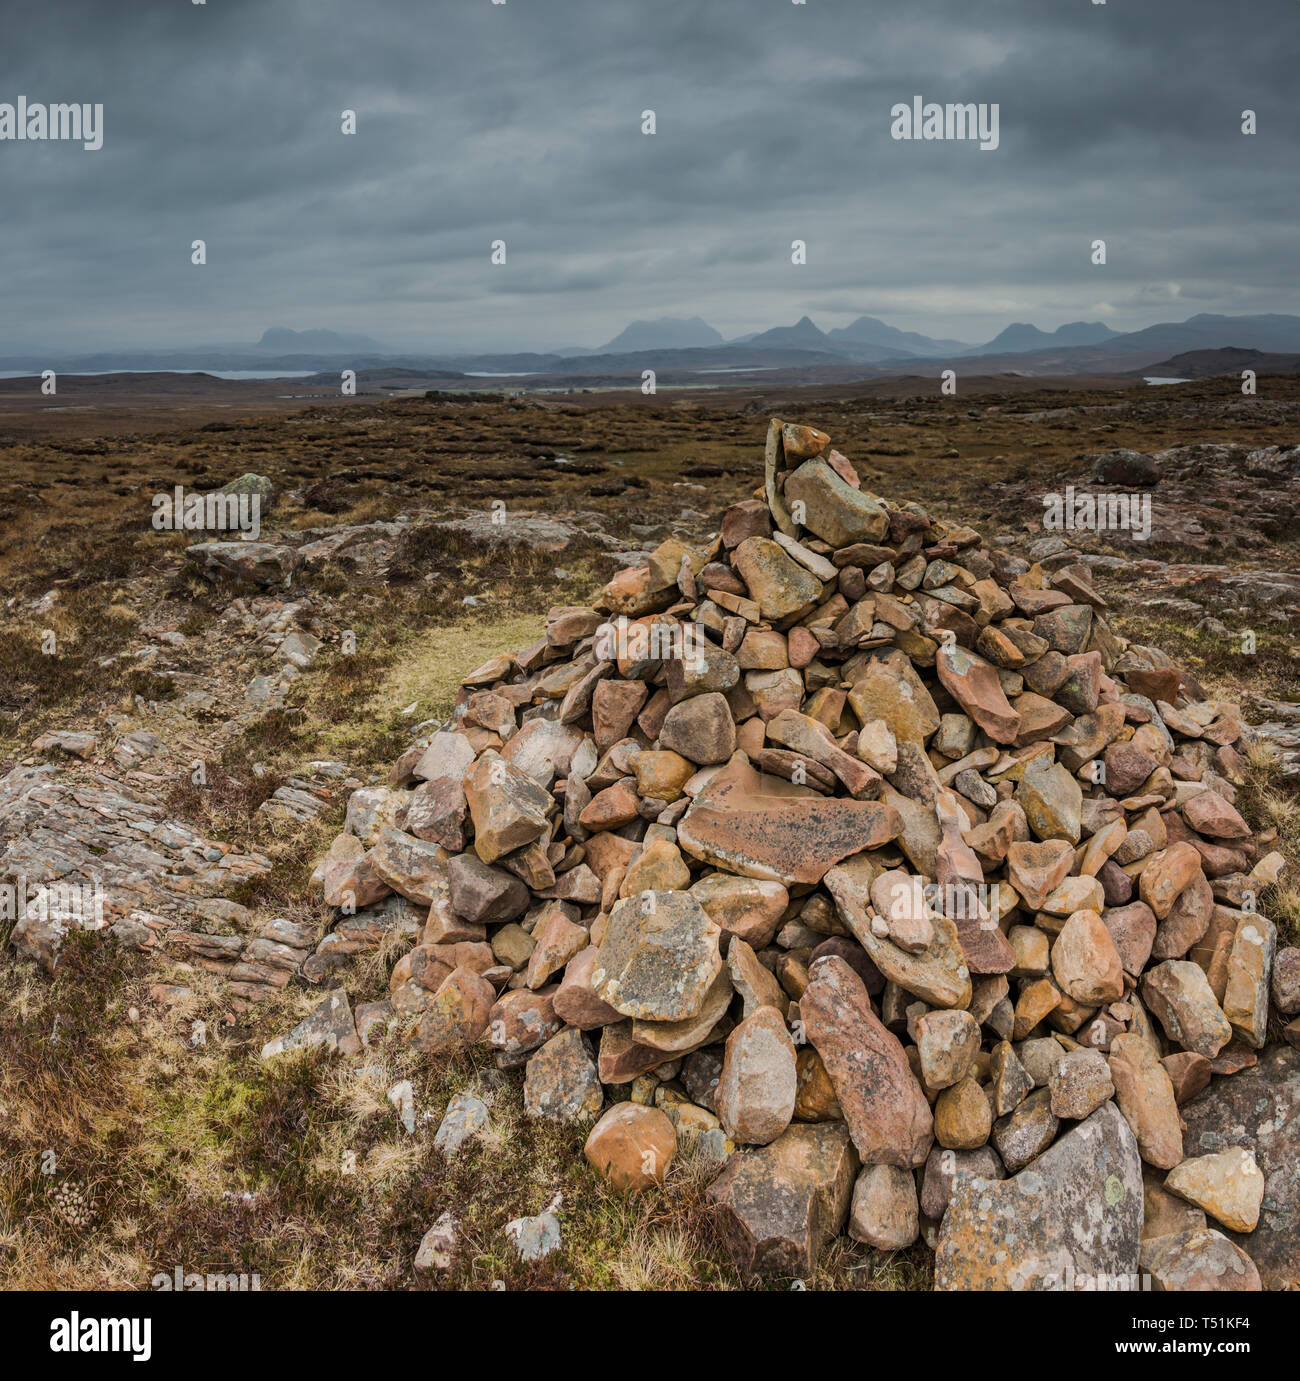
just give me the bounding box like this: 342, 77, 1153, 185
10, 308, 1300, 365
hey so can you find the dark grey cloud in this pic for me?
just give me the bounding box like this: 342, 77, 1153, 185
1, 0, 1296, 352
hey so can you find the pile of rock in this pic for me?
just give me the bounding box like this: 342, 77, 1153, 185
301, 418, 1297, 1288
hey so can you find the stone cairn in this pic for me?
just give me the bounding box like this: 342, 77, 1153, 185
302, 418, 1296, 1287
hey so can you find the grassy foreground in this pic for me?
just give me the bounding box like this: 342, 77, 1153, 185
2, 385, 1298, 1289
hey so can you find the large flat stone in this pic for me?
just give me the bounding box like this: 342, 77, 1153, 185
591, 890, 722, 1022
935, 1101, 1143, 1290
678, 758, 902, 886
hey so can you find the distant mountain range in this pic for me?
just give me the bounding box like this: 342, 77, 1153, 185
828, 315, 969, 356
595, 317, 724, 353
728, 314, 967, 359
974, 320, 1116, 354
6, 312, 1300, 382
255, 326, 383, 352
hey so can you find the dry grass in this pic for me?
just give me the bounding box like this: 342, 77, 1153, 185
0, 929, 934, 1291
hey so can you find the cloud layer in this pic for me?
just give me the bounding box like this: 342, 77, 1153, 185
2, 0, 1296, 351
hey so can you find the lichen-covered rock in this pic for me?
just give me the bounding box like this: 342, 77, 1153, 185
915, 1009, 980, 1090
524, 1027, 604, 1124
433, 1093, 489, 1157
406, 966, 495, 1054
936, 1102, 1143, 1290
1139, 1229, 1262, 1291
1049, 1047, 1115, 1120
784, 456, 887, 548
261, 989, 359, 1060
591, 890, 722, 1021
678, 758, 902, 886
826, 868, 971, 1009
731, 536, 823, 620
919, 1144, 1005, 1221
1180, 1045, 1300, 1288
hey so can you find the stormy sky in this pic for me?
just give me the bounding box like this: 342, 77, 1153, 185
2, 0, 1296, 353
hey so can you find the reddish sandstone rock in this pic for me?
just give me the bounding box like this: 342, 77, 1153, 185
715, 1006, 798, 1146
406, 965, 495, 1054
578, 780, 640, 832
1006, 839, 1075, 912
659, 692, 737, 765
1163, 1051, 1213, 1104
1140, 842, 1204, 920
1153, 871, 1214, 960
936, 643, 1022, 745
447, 853, 528, 924
463, 752, 552, 863
1142, 960, 1233, 1058
525, 907, 588, 990
1102, 900, 1158, 976
1109, 1033, 1184, 1170
584, 1102, 676, 1191
1102, 741, 1158, 797
707, 1122, 858, 1276
1183, 791, 1250, 841
552, 947, 622, 1030
688, 873, 788, 949
591, 679, 650, 753
800, 955, 933, 1168
486, 986, 563, 1066
678, 758, 902, 886
1051, 909, 1125, 1005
